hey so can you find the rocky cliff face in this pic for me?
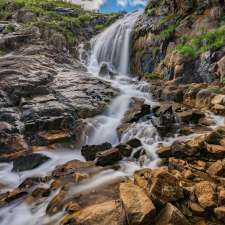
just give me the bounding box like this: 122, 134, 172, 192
131, 0, 225, 84
0, 0, 119, 160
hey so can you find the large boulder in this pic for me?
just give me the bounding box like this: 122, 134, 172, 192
151, 105, 176, 137
81, 142, 112, 161
195, 181, 216, 209
12, 153, 50, 172
134, 168, 184, 205
96, 148, 122, 166
155, 203, 191, 225
149, 169, 184, 204
61, 200, 125, 225
119, 182, 156, 225
207, 159, 225, 177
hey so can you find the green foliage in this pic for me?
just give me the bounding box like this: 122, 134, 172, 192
4, 24, 15, 33
146, 8, 155, 17
221, 77, 225, 86
0, 49, 6, 56
144, 72, 159, 80
177, 26, 225, 58
95, 24, 105, 30
78, 14, 91, 23
208, 87, 223, 94
0, 0, 119, 51
0, 11, 12, 20
159, 24, 177, 40
176, 44, 196, 58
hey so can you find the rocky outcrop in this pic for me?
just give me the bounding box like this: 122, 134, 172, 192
0, 30, 118, 160
131, 0, 225, 85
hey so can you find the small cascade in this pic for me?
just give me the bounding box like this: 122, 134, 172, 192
88, 12, 141, 75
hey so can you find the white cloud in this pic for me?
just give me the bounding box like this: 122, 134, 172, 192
70, 0, 146, 10
117, 0, 146, 7
70, 0, 105, 10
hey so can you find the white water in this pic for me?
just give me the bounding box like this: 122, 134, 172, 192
89, 12, 140, 75
0, 12, 224, 225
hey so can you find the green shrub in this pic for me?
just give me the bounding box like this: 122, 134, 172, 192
144, 72, 159, 80
208, 87, 223, 94
177, 26, 225, 58
0, 49, 6, 56
0, 11, 12, 20
4, 24, 15, 33
78, 14, 91, 23
159, 24, 177, 40
176, 44, 197, 58
95, 24, 105, 30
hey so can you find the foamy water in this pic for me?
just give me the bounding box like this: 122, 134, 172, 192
0, 11, 224, 225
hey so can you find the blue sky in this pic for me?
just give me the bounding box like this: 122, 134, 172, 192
72, 0, 147, 12
100, 0, 146, 13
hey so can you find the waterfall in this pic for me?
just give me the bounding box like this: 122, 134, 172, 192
88, 12, 141, 75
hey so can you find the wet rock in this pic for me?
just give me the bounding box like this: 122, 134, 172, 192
219, 189, 225, 205
52, 160, 95, 178
214, 207, 225, 222
119, 182, 156, 225
176, 110, 205, 124
99, 63, 117, 77
151, 104, 175, 137
0, 189, 27, 205
32, 187, 51, 198
96, 148, 122, 166
46, 190, 66, 216
157, 146, 172, 158
126, 138, 142, 148
64, 201, 81, 213
122, 98, 151, 123
195, 181, 216, 209
0, 34, 32, 50
207, 160, 225, 177
81, 142, 112, 161
211, 95, 225, 106
169, 136, 205, 158
18, 177, 44, 190
52, 71, 118, 119
134, 168, 183, 205
61, 200, 125, 225
116, 144, 133, 157
155, 203, 191, 225
189, 202, 205, 215
37, 130, 72, 145
149, 169, 184, 204
206, 144, 225, 158
12, 153, 50, 172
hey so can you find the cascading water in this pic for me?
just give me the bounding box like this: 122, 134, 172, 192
88, 12, 140, 75
0, 11, 224, 225
85, 12, 159, 147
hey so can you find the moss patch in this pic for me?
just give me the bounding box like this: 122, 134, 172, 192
176, 26, 225, 58
0, 0, 120, 51
144, 72, 160, 80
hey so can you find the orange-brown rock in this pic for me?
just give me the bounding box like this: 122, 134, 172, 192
214, 207, 225, 222
206, 144, 225, 157
119, 182, 156, 225
46, 190, 66, 216
61, 200, 125, 225
195, 181, 216, 209
155, 203, 191, 225
135, 168, 183, 204
207, 160, 225, 177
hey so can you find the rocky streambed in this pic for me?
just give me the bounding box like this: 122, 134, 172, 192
1, 3, 225, 225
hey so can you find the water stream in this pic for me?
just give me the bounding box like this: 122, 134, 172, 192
0, 12, 224, 225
